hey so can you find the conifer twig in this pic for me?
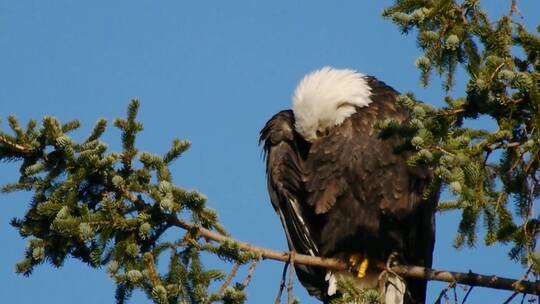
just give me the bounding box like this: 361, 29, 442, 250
434, 283, 450, 304
218, 263, 240, 296
509, 0, 522, 18
274, 261, 289, 304
241, 261, 258, 289
143, 254, 160, 287
0, 135, 31, 155
287, 252, 295, 304
503, 291, 520, 304
461, 286, 474, 304
443, 108, 465, 116
519, 293, 527, 304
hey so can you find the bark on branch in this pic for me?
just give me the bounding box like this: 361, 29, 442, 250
167, 216, 540, 295
0, 135, 31, 155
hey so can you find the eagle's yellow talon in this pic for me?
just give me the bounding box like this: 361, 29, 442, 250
349, 255, 359, 266
357, 258, 369, 279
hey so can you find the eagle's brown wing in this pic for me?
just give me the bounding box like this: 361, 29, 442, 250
260, 110, 329, 301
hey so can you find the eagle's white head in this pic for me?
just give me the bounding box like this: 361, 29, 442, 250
292, 67, 373, 142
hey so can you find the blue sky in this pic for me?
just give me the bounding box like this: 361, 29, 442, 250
1, 1, 539, 303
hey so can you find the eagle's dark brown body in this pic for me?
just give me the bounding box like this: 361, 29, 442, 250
260, 77, 437, 303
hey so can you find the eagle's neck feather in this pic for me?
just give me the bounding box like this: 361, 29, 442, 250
291, 67, 373, 142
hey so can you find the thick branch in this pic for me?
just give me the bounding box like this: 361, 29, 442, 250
167, 216, 540, 295
391, 266, 539, 295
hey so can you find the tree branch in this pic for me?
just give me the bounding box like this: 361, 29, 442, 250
0, 135, 31, 155
218, 262, 240, 296
166, 216, 540, 295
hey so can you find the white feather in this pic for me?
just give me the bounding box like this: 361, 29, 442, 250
288, 198, 317, 256
325, 271, 337, 296
384, 274, 406, 304
292, 67, 373, 142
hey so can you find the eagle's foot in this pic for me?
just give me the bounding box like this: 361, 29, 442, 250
357, 257, 369, 278
349, 254, 359, 266
349, 254, 369, 279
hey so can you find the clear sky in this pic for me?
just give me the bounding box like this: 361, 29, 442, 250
1, 1, 539, 303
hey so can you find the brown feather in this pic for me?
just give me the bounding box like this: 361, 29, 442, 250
261, 77, 438, 304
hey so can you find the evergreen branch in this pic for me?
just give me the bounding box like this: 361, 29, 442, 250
508, 0, 522, 19
385, 0, 540, 262
435, 146, 455, 156
85, 119, 107, 143
167, 215, 540, 295
503, 291, 519, 304
240, 261, 257, 289
274, 260, 289, 304
218, 263, 240, 296
143, 253, 160, 288
287, 252, 295, 304
443, 108, 465, 116
452, 283, 458, 304
384, 266, 540, 296
461, 286, 474, 304
0, 134, 31, 155
488, 62, 506, 82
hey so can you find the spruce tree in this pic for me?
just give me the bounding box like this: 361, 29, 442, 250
1, 101, 258, 304
1, 1, 539, 303
382, 0, 540, 267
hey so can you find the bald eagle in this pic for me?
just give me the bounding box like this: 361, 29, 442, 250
260, 67, 437, 303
